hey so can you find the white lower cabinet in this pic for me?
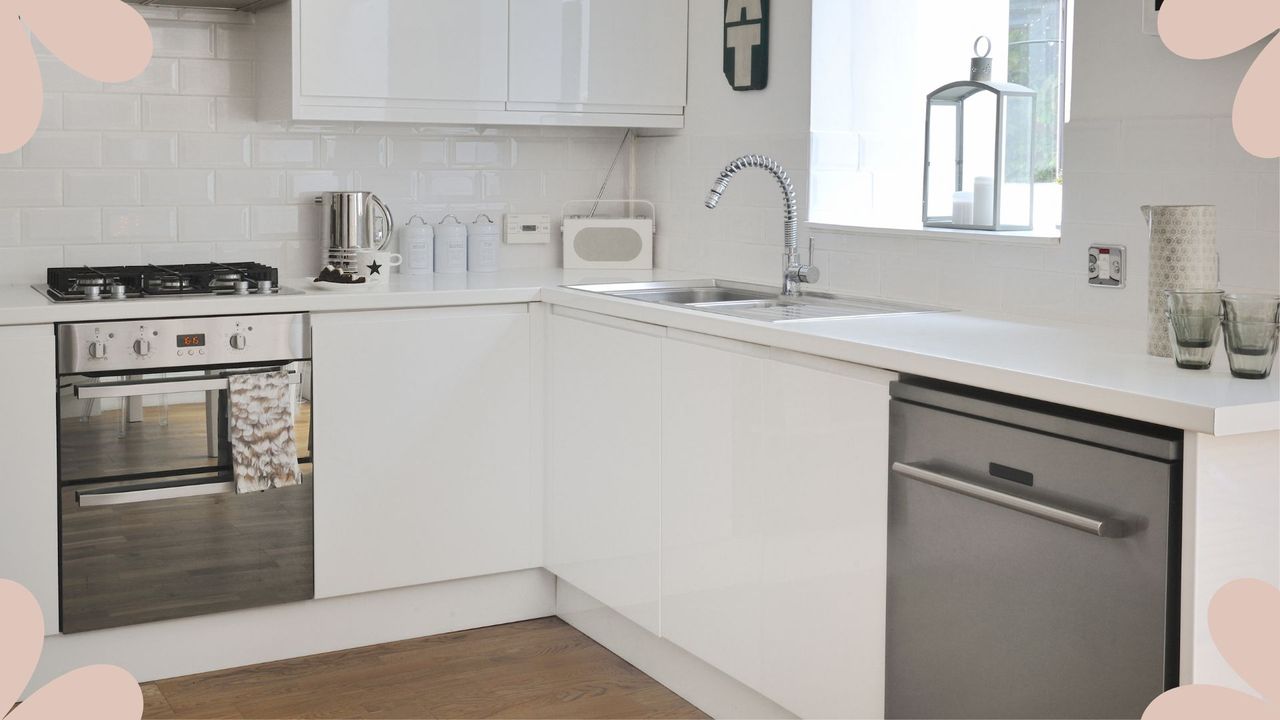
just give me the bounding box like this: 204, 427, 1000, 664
0, 325, 59, 635
660, 330, 893, 719
545, 308, 662, 634
311, 305, 539, 599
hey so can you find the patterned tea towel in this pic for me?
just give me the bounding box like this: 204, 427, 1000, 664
228, 370, 302, 493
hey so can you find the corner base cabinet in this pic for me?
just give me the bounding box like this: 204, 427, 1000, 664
310, 305, 539, 599
545, 308, 662, 634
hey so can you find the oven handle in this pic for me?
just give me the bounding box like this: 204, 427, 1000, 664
73, 371, 300, 399
891, 462, 1126, 538
78, 480, 235, 507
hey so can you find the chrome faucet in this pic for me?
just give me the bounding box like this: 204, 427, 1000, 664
705, 154, 818, 296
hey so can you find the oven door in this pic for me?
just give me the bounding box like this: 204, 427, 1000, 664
57, 362, 314, 633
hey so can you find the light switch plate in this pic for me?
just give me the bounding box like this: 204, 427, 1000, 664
505, 214, 552, 244
1088, 245, 1126, 288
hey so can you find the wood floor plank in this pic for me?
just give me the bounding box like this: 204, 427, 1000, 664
139, 684, 177, 719
144, 617, 708, 720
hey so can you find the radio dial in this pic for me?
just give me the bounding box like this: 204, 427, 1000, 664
88, 340, 108, 360
229, 333, 248, 351
133, 339, 151, 357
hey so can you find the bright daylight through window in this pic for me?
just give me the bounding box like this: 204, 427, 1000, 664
810, 0, 1069, 235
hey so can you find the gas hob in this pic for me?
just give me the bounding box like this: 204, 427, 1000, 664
34, 263, 301, 303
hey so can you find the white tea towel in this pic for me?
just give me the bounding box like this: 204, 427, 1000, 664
228, 370, 302, 493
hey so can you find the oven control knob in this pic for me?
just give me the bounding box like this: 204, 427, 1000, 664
88, 340, 108, 360
133, 339, 151, 357
229, 333, 248, 351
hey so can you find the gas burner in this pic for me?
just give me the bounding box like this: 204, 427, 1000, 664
36, 263, 297, 303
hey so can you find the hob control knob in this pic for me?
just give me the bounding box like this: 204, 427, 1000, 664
88, 341, 108, 360
133, 339, 151, 357
229, 333, 248, 350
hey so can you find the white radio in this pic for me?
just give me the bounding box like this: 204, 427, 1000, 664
561, 200, 655, 270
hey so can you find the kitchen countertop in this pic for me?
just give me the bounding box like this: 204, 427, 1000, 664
1, 269, 1275, 436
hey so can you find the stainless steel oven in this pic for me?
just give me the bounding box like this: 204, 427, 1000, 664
56, 313, 313, 633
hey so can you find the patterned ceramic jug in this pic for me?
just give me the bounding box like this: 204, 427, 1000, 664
1143, 205, 1218, 358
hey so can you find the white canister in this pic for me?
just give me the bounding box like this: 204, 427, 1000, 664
433, 215, 468, 274
467, 214, 501, 273
973, 176, 995, 227
397, 216, 434, 276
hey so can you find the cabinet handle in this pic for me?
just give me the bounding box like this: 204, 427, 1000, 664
891, 462, 1126, 538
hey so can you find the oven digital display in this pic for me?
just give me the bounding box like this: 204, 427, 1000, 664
177, 334, 206, 348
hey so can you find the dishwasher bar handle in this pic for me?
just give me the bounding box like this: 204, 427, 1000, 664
891, 462, 1126, 538
74, 372, 299, 400
78, 480, 234, 507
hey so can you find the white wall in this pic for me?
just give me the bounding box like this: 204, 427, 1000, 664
635, 0, 812, 280
0, 7, 631, 284
639, 0, 1278, 340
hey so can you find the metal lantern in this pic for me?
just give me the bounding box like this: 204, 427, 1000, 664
923, 37, 1036, 231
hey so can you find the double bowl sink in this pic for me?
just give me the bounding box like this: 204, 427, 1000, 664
565, 280, 946, 323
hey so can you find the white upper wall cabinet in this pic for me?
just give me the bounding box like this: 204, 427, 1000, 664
257, 0, 687, 128
508, 0, 689, 116
298, 0, 508, 105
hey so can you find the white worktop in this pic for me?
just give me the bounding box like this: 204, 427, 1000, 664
1, 270, 1275, 436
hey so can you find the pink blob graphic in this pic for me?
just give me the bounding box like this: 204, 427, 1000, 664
1158, 0, 1280, 158
0, 579, 142, 720
1143, 579, 1280, 719
0, 0, 153, 153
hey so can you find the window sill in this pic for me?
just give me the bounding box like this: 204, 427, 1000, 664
807, 222, 1062, 246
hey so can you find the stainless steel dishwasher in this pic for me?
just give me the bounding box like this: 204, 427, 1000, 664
886, 378, 1182, 720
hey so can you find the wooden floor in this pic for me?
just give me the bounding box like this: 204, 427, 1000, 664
140, 617, 708, 720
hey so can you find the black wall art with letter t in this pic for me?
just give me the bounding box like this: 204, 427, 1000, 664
724, 0, 769, 91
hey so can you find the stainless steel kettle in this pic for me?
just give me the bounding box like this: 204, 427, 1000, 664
315, 191, 394, 270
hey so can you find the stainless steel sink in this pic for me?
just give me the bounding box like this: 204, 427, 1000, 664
565, 280, 947, 323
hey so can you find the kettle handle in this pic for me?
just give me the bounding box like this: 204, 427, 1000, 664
370, 194, 394, 250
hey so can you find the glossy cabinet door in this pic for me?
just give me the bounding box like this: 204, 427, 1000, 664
0, 325, 59, 635
311, 305, 538, 599
661, 331, 893, 719
545, 308, 662, 634
297, 0, 508, 105
508, 0, 688, 114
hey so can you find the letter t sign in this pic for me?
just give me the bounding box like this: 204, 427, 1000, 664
724, 0, 769, 91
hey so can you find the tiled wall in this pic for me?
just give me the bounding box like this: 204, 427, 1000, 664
639, 0, 1279, 340
0, 7, 630, 284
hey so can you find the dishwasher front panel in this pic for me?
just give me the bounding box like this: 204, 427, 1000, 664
886, 397, 1178, 720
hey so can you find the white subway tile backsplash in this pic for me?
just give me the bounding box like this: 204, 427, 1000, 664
251, 205, 319, 242
143, 96, 217, 132
252, 136, 319, 168
146, 243, 216, 265
452, 139, 513, 168
179, 206, 251, 242
103, 207, 178, 242
180, 134, 251, 167
0, 152, 19, 168
354, 170, 419, 204
142, 170, 216, 205
180, 59, 253, 96
105, 59, 181, 94
0, 210, 19, 245
421, 171, 479, 200
511, 138, 568, 171
22, 133, 101, 167
321, 136, 387, 169
388, 138, 448, 169
0, 246, 65, 285
102, 133, 179, 167
39, 94, 62, 130
215, 97, 284, 133
150, 20, 216, 58
482, 171, 544, 201
62, 94, 141, 131
65, 171, 141, 206
1258, 170, 1279, 231
286, 170, 354, 203
21, 208, 102, 245
215, 25, 255, 59
64, 244, 144, 267
215, 170, 287, 204
37, 57, 101, 93
0, 171, 62, 206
